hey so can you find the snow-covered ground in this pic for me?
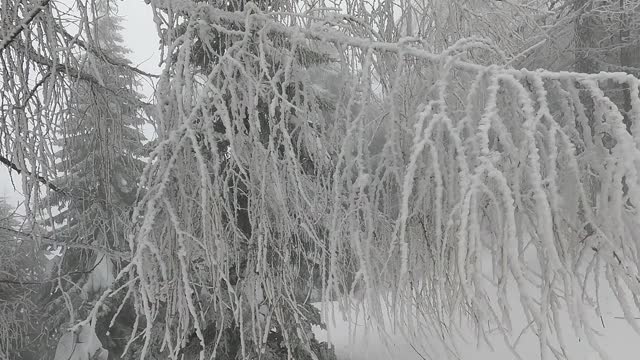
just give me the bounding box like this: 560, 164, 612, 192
313, 306, 425, 360
313, 289, 640, 360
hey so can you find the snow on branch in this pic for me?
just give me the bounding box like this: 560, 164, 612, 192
0, 0, 51, 55
75, 2, 640, 359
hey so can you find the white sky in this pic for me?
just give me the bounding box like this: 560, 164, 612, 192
118, 0, 162, 94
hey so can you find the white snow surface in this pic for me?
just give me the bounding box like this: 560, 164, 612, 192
53, 325, 108, 360
82, 255, 115, 294
313, 289, 640, 360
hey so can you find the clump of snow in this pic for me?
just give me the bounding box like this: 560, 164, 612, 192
53, 325, 108, 360
45, 245, 64, 260
83, 255, 115, 294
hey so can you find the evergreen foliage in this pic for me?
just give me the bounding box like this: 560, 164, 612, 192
32, 3, 149, 359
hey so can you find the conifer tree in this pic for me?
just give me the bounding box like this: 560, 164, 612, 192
0, 199, 38, 358
33, 2, 149, 359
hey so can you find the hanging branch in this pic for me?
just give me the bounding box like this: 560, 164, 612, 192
84, 4, 640, 359
10, 40, 155, 109
0, 256, 106, 286
0, 0, 51, 55
0, 225, 129, 258
0, 152, 64, 195
5, 1, 640, 359
56, 26, 160, 78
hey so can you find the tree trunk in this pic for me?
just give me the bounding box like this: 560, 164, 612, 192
619, 0, 639, 133
574, 0, 599, 73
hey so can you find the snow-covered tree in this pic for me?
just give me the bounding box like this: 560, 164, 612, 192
91, 2, 640, 359
0, 199, 34, 358
26, 2, 150, 359
111, 1, 341, 359
6, 1, 640, 359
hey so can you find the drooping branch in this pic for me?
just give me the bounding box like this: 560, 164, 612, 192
56, 26, 160, 78
0, 152, 64, 195
0, 256, 106, 286
0, 225, 129, 258
0, 0, 51, 55
88, 4, 640, 359
11, 40, 155, 109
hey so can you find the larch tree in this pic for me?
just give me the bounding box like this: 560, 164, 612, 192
4, 1, 640, 360
119, 1, 340, 358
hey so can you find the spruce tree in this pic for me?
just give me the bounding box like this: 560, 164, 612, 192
0, 199, 40, 358
33, 2, 149, 359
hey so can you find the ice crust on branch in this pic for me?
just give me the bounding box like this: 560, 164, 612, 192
69, 3, 640, 359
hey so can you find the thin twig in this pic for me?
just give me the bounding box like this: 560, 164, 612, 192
0, 256, 106, 286
0, 225, 129, 259
0, 0, 51, 55
56, 26, 160, 78
0, 152, 65, 195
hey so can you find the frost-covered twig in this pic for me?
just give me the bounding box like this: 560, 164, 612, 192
0, 0, 51, 55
